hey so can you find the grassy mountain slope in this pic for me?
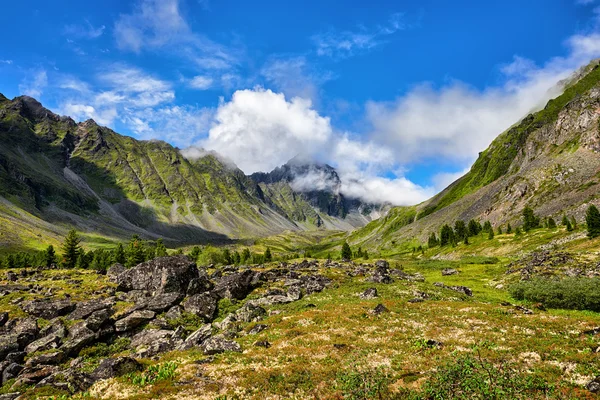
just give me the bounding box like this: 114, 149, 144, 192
350, 61, 600, 250
0, 95, 369, 250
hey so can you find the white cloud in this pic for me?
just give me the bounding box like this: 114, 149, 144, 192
19, 70, 48, 98
261, 56, 333, 100
64, 20, 105, 39
339, 173, 433, 205
0, 59, 12, 65
431, 167, 471, 192
365, 33, 600, 166
189, 75, 213, 90
312, 13, 408, 59
201, 88, 332, 173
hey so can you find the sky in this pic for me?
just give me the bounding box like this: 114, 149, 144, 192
1, 0, 600, 205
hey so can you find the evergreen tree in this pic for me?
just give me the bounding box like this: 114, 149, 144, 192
463, 233, 469, 245
113, 243, 126, 265
562, 214, 569, 227
467, 219, 481, 236
155, 239, 168, 257
547, 217, 557, 229
482, 221, 492, 233
241, 248, 251, 263
522, 206, 540, 232
126, 235, 146, 268
570, 216, 577, 229
145, 245, 156, 261
341, 242, 352, 260
189, 246, 201, 261
586, 204, 600, 238
515, 227, 522, 237
232, 251, 241, 264
222, 249, 233, 265
44, 245, 56, 268
488, 229, 495, 240
61, 229, 81, 269
265, 247, 272, 262
497, 226, 503, 235
506, 223, 512, 234
440, 225, 455, 247
454, 220, 467, 241
566, 219, 573, 232
76, 251, 90, 269
427, 232, 439, 248
363, 250, 369, 260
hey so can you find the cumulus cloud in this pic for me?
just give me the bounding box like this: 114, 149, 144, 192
261, 56, 333, 100
312, 13, 408, 59
19, 70, 48, 98
365, 33, 600, 166
201, 88, 332, 173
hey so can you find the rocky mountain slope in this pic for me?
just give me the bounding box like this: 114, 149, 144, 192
351, 61, 600, 248
0, 95, 373, 249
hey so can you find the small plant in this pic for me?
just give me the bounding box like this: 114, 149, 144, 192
128, 362, 179, 386
509, 277, 600, 311
335, 366, 391, 399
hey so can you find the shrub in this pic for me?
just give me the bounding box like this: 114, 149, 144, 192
335, 367, 392, 399
128, 362, 178, 386
509, 277, 600, 311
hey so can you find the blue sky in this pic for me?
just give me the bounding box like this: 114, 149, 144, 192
1, 0, 600, 204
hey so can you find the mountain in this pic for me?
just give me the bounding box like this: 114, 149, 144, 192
351, 60, 600, 249
0, 94, 373, 250
251, 156, 383, 230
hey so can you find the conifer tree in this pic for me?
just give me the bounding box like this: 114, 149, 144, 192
483, 221, 492, 233
570, 216, 577, 229
428, 232, 439, 248
222, 249, 233, 265
515, 227, 522, 237
562, 214, 569, 227
341, 242, 352, 260
189, 246, 201, 261
265, 247, 272, 262
506, 223, 512, 234
126, 235, 145, 268
522, 206, 540, 232
113, 243, 126, 264
547, 217, 557, 229
440, 225, 455, 246
454, 220, 467, 241
586, 204, 600, 238
467, 219, 481, 236
44, 245, 56, 268
497, 226, 503, 235
61, 229, 81, 269
566, 219, 573, 232
488, 229, 494, 240
155, 239, 168, 257
363, 250, 369, 260
241, 248, 251, 263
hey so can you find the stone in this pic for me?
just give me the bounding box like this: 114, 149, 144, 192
115, 310, 155, 332
248, 324, 268, 335
0, 337, 19, 362
24, 333, 61, 354
235, 303, 266, 323
0, 313, 8, 328
133, 292, 183, 313
447, 285, 473, 297
6, 272, 17, 282
11, 365, 58, 388
186, 274, 214, 296
2, 363, 23, 385
441, 268, 459, 276
177, 324, 212, 350
302, 275, 331, 294
374, 260, 389, 269
201, 335, 242, 355
254, 340, 271, 348
68, 298, 115, 320
61, 323, 97, 357
372, 304, 389, 315
165, 306, 183, 320
183, 293, 217, 322
213, 270, 256, 300
116, 256, 199, 294
13, 318, 39, 349
85, 308, 114, 331
0, 393, 20, 400
4, 353, 25, 365
25, 351, 65, 367
92, 357, 142, 380
130, 329, 173, 349
21, 299, 74, 319
369, 268, 393, 284
360, 288, 378, 299
587, 376, 600, 393
107, 263, 126, 283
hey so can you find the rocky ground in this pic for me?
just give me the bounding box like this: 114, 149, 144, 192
1, 255, 600, 399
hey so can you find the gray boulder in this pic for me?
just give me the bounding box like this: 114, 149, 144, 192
107, 263, 126, 283
213, 270, 256, 300
92, 357, 142, 380
360, 288, 378, 299
22, 299, 74, 319
114, 310, 155, 332
201, 335, 242, 355
183, 293, 217, 322
116, 256, 199, 295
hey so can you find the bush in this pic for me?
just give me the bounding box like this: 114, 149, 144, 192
417, 354, 553, 400
509, 277, 600, 311
127, 362, 178, 386
335, 367, 392, 399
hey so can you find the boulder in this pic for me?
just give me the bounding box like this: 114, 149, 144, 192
186, 274, 214, 296
133, 292, 183, 313
21, 299, 74, 320
360, 288, 378, 299
374, 260, 389, 269
235, 303, 266, 323
165, 306, 183, 320
372, 304, 389, 315
201, 335, 242, 355
254, 340, 271, 348
587, 376, 600, 393
69, 298, 115, 320
0, 313, 8, 327
61, 323, 97, 356
441, 268, 459, 276
183, 293, 217, 322
116, 256, 199, 295
369, 268, 393, 284
13, 318, 39, 349
213, 270, 256, 300
24, 333, 61, 354
248, 324, 268, 335
114, 310, 155, 332
107, 263, 126, 283
92, 357, 142, 380
10, 365, 58, 389
177, 324, 212, 350
0, 337, 19, 362
85, 308, 114, 331
6, 272, 17, 282
25, 351, 65, 368
130, 329, 173, 349
2, 363, 23, 385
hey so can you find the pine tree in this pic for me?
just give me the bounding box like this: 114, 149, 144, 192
497, 226, 503, 235
454, 220, 467, 241
515, 227, 522, 237
363, 250, 369, 260
522, 206, 540, 232
463, 233, 469, 245
341, 242, 352, 260
440, 225, 455, 246
547, 217, 557, 229
570, 216, 577, 229
222, 249, 233, 265
566, 219, 573, 232
155, 239, 168, 257
506, 223, 512, 234
233, 251, 241, 264
467, 219, 481, 236
61, 229, 81, 269
76, 251, 90, 269
562, 214, 569, 227
44, 245, 56, 268
428, 232, 439, 248
189, 246, 201, 261
586, 204, 600, 238
113, 243, 126, 265
241, 248, 251, 263
265, 247, 272, 262
488, 229, 494, 240
126, 235, 146, 268
483, 221, 492, 233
